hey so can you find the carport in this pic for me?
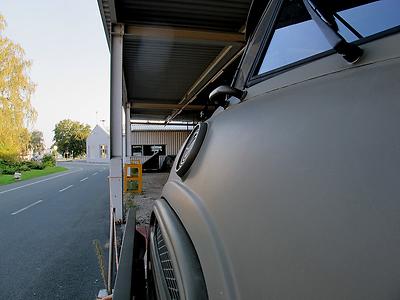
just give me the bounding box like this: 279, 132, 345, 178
97, 0, 252, 221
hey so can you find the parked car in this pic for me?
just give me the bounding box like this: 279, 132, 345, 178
146, 0, 400, 299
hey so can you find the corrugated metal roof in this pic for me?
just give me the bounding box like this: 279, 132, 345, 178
131, 124, 194, 131
124, 39, 223, 101
98, 0, 251, 121
117, 0, 251, 32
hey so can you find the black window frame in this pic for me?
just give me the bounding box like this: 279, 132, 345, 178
245, 0, 400, 88
143, 144, 166, 156
131, 145, 143, 156
233, 0, 282, 90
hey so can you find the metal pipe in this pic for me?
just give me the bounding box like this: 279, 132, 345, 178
125, 103, 131, 158
107, 208, 115, 294
113, 209, 119, 271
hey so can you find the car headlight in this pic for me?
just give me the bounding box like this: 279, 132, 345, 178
176, 123, 207, 177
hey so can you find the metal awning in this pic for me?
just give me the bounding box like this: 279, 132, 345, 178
97, 0, 251, 122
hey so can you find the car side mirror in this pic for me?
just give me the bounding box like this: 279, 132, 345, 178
209, 86, 247, 107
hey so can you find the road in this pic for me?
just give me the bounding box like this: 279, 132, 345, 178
0, 162, 110, 299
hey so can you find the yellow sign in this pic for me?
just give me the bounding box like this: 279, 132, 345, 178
124, 160, 142, 193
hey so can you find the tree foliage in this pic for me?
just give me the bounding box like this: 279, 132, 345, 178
0, 15, 36, 160
53, 119, 91, 158
29, 130, 45, 155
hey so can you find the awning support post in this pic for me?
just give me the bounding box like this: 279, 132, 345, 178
109, 23, 124, 222
125, 102, 131, 159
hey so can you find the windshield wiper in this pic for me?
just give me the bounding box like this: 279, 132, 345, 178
303, 0, 363, 64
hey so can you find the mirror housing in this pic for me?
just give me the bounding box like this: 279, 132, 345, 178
209, 86, 247, 107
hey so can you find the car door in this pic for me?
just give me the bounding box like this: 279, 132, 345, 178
182, 0, 400, 298
218, 0, 400, 298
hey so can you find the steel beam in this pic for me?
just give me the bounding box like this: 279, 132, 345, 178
130, 102, 215, 111
108, 0, 117, 23
109, 23, 124, 221
167, 46, 245, 122
124, 25, 245, 46
130, 121, 196, 126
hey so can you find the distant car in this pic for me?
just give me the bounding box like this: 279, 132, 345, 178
146, 0, 400, 299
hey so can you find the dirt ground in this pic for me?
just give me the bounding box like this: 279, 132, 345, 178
124, 172, 169, 225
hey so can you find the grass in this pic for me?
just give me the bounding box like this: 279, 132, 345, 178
0, 166, 67, 186
92, 239, 107, 290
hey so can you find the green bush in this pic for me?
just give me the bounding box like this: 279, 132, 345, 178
42, 154, 56, 167
0, 160, 6, 173
1, 165, 18, 175
24, 161, 35, 169
25, 161, 45, 170
0, 159, 46, 174
0, 163, 29, 174
17, 164, 30, 172
0, 160, 18, 174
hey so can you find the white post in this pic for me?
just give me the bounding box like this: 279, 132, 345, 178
109, 23, 124, 221
125, 102, 131, 160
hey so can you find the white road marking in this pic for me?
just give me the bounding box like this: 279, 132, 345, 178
0, 170, 80, 195
92, 172, 98, 176
80, 177, 88, 182
59, 185, 73, 192
11, 200, 43, 215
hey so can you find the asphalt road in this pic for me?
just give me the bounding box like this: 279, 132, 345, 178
0, 162, 110, 299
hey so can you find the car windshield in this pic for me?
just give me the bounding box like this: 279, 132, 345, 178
257, 0, 400, 75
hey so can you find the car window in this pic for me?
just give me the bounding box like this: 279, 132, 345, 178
257, 0, 331, 75
256, 0, 400, 76
337, 0, 400, 39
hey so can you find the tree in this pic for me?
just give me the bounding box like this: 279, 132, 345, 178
53, 119, 91, 158
29, 130, 45, 155
0, 15, 36, 160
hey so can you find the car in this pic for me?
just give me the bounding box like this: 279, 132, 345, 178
146, 0, 400, 299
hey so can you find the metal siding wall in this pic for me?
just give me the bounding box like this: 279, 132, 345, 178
130, 130, 190, 155
128, 156, 167, 170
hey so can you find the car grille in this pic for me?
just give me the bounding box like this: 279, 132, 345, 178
155, 225, 180, 299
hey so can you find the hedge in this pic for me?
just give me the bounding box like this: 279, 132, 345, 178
0, 156, 53, 175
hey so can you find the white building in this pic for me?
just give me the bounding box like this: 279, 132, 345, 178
86, 125, 110, 163
127, 124, 193, 169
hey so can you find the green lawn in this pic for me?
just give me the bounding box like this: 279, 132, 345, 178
0, 166, 67, 186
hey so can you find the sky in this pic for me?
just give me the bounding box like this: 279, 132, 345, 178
0, 0, 110, 147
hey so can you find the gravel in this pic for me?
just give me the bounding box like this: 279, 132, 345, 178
124, 172, 169, 226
